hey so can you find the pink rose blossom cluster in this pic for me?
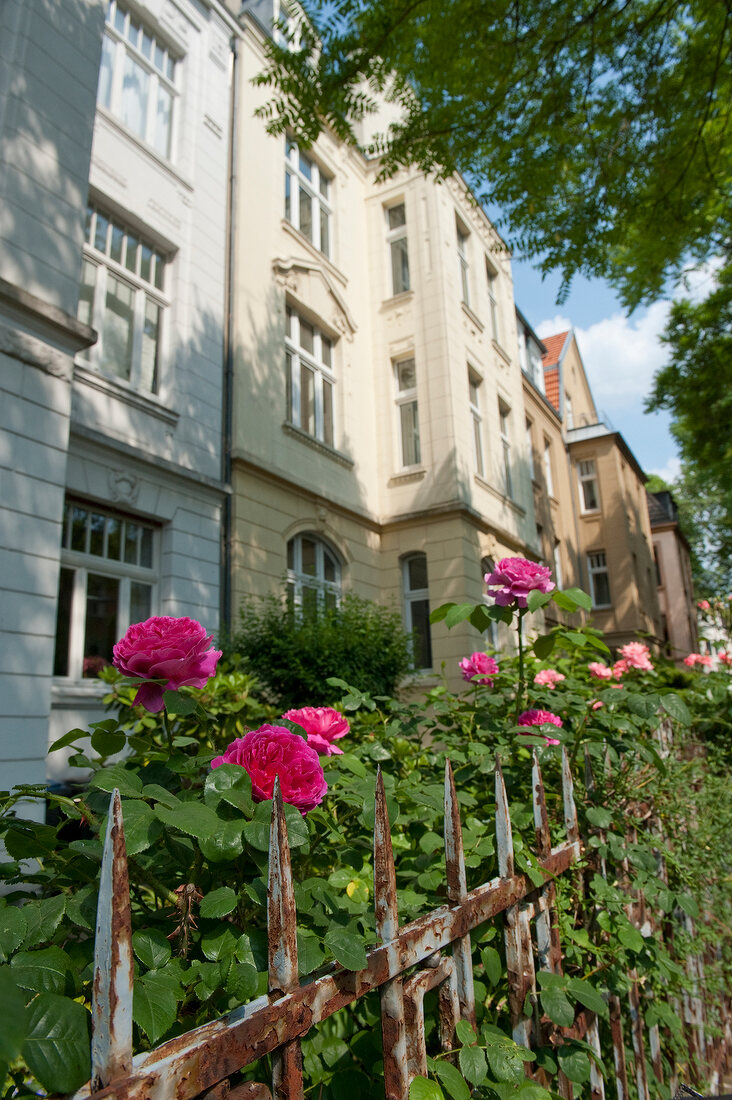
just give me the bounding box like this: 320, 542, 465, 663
517, 709, 562, 745
485, 557, 555, 609
533, 668, 565, 690
617, 642, 654, 671
719, 651, 732, 667
684, 653, 713, 668
697, 599, 711, 611
212, 725, 327, 814
588, 661, 613, 680
113, 615, 222, 712
459, 652, 499, 686
282, 706, 350, 756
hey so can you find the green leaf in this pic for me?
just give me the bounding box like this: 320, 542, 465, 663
533, 634, 556, 659
90, 727, 126, 757
429, 603, 455, 624
469, 605, 493, 632
561, 630, 590, 647
410, 1076, 445, 1100
132, 929, 172, 970
560, 587, 593, 611
22, 993, 90, 1094
121, 798, 163, 855
48, 728, 87, 752
163, 690, 196, 715
90, 765, 143, 798
660, 693, 692, 726
227, 961, 259, 1002
154, 801, 221, 839
201, 926, 238, 963
433, 1060, 471, 1100
617, 922, 645, 952
566, 978, 608, 1018
324, 927, 368, 970
243, 800, 309, 852
540, 985, 575, 1027
336, 753, 368, 778
458, 1044, 487, 1086
585, 807, 613, 829
557, 1047, 592, 1084
481, 946, 502, 986
551, 590, 579, 611
10, 947, 74, 996
445, 603, 477, 629
527, 590, 553, 612
485, 1040, 526, 1083
0, 968, 27, 1064
133, 972, 178, 1043
455, 1019, 477, 1046
585, 633, 611, 653
200, 886, 238, 920
297, 929, 326, 975
676, 893, 700, 919
198, 819, 246, 862
626, 694, 660, 720
142, 783, 181, 808
0, 907, 26, 962
204, 764, 254, 815
22, 895, 66, 949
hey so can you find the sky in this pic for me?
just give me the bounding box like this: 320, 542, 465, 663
510, 260, 684, 484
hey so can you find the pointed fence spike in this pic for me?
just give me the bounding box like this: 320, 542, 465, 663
268, 778, 303, 1100
91, 788, 133, 1091
444, 759, 476, 1027
495, 754, 514, 878
373, 767, 408, 1100
531, 750, 551, 858
560, 747, 580, 847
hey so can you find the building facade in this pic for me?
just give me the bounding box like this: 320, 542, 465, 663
648, 490, 697, 661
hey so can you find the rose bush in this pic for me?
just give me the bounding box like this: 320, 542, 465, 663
533, 668, 565, 689
212, 725, 328, 813
113, 615, 222, 711
282, 706, 350, 755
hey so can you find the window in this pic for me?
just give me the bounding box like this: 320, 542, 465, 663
543, 440, 554, 497
287, 534, 341, 616
53, 501, 156, 679
285, 138, 331, 257
386, 203, 410, 295
77, 204, 167, 393
578, 458, 600, 512
456, 220, 470, 305
285, 306, 335, 445
486, 263, 500, 342
395, 357, 421, 467
273, 0, 302, 49
98, 0, 177, 158
480, 555, 499, 650
564, 392, 574, 429
499, 403, 513, 498
468, 369, 484, 476
588, 551, 611, 608
553, 540, 563, 590
526, 419, 535, 480
403, 553, 432, 670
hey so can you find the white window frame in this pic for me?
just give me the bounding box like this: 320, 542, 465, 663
54, 500, 158, 681
526, 419, 536, 480
543, 439, 554, 497
98, 0, 178, 159
402, 553, 432, 670
564, 392, 574, 429
486, 262, 500, 342
285, 306, 336, 446
273, 0, 302, 49
78, 204, 168, 394
286, 533, 341, 615
468, 368, 484, 477
499, 402, 513, 498
285, 137, 332, 257
588, 551, 612, 608
578, 458, 600, 512
457, 219, 470, 306
386, 202, 410, 295
394, 356, 421, 468
553, 540, 563, 590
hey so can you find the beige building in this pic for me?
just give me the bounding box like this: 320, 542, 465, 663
648, 491, 697, 661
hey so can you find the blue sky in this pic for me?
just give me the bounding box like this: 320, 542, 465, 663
510, 258, 683, 484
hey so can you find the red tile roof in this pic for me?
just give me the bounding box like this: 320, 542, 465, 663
544, 367, 560, 411
541, 330, 570, 369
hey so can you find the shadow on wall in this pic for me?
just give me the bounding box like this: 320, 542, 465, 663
0, 0, 105, 315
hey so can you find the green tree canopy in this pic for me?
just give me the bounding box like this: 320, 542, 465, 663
256, 0, 732, 308
646, 260, 732, 592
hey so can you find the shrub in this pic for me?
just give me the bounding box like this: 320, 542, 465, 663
227, 592, 413, 707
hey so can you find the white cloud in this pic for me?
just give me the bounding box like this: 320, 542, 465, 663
647, 455, 681, 484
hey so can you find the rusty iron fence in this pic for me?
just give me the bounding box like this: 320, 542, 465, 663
72, 745, 727, 1100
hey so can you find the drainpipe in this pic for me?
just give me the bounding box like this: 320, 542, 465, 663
221, 31, 239, 636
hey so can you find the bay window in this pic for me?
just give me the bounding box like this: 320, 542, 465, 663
286, 306, 336, 445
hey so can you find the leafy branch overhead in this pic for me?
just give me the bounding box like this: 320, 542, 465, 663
256, 0, 732, 308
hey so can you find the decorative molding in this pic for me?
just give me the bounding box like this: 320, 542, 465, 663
203, 113, 223, 138
388, 469, 426, 487
0, 325, 75, 380
272, 254, 357, 341
108, 469, 140, 505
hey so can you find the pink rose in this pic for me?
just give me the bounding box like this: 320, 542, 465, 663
517, 708, 562, 745
588, 662, 613, 680
113, 616, 222, 712
698, 600, 711, 611
533, 668, 565, 690
618, 642, 654, 671
282, 706, 350, 756
719, 651, 732, 667
459, 652, 499, 686
612, 659, 629, 678
212, 725, 327, 814
591, 700, 604, 710
485, 557, 555, 608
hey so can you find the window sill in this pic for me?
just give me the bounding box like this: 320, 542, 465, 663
388, 467, 426, 487
492, 339, 513, 367
52, 679, 108, 703
580, 509, 601, 518
74, 363, 180, 427
280, 220, 347, 287
461, 302, 484, 332
282, 421, 354, 467
381, 290, 415, 310
473, 475, 526, 516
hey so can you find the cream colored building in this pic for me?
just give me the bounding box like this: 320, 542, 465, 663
229, 5, 541, 687
648, 491, 697, 661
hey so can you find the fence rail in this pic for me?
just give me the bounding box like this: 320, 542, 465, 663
71, 739, 726, 1100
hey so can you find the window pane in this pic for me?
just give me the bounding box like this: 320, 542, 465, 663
299, 319, 314, 353
473, 416, 484, 476
130, 581, 152, 623
321, 336, 332, 368
298, 150, 312, 180
407, 554, 428, 591
141, 30, 152, 59
102, 274, 134, 380
388, 204, 406, 230
323, 378, 333, 446
141, 298, 160, 393
140, 526, 153, 568
125, 233, 139, 273
285, 170, 291, 221
397, 359, 415, 391
323, 550, 337, 583
582, 479, 598, 510
154, 85, 172, 157
287, 540, 295, 570
53, 567, 74, 676
300, 363, 315, 434
594, 571, 611, 606
114, 5, 125, 32
121, 54, 149, 139
98, 34, 115, 109
400, 401, 420, 466
107, 517, 121, 560
410, 598, 432, 668
155, 43, 164, 70
301, 537, 317, 576
140, 244, 152, 283
77, 260, 96, 357
299, 186, 312, 241
285, 350, 293, 421
124, 523, 140, 564
110, 223, 124, 264
301, 584, 318, 619
94, 212, 110, 254
320, 206, 330, 257
324, 590, 337, 613
391, 236, 410, 294
71, 506, 88, 552
89, 511, 105, 556
84, 573, 119, 676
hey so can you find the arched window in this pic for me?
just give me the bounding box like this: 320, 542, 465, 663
402, 553, 432, 670
287, 533, 341, 616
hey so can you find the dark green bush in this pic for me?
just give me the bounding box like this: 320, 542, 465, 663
227, 592, 413, 707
